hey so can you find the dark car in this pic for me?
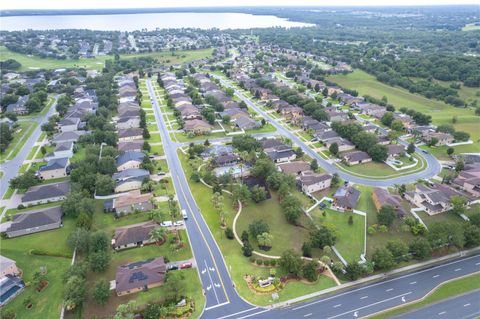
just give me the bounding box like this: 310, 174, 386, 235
167, 264, 178, 271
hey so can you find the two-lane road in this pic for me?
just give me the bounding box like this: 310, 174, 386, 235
213, 75, 442, 187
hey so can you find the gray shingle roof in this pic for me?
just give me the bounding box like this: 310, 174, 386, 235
7, 206, 62, 232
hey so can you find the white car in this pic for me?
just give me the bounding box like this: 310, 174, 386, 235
161, 221, 173, 227
174, 220, 184, 227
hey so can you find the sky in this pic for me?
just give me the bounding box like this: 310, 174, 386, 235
1, 0, 479, 10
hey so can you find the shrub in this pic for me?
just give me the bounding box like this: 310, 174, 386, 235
225, 227, 234, 240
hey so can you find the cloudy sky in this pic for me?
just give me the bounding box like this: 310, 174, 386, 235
1, 0, 478, 10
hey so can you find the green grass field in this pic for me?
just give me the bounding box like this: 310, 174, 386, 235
0, 46, 213, 71
329, 70, 480, 152
0, 121, 37, 163
462, 23, 480, 31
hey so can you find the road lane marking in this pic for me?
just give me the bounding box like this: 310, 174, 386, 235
433, 275, 440, 278
476, 262, 480, 266
438, 311, 446, 315
234, 309, 271, 319
333, 304, 342, 308
454, 268, 462, 272
215, 307, 259, 318
360, 296, 368, 299
386, 288, 394, 292
410, 281, 417, 285
304, 313, 313, 317
464, 303, 471, 307
204, 301, 230, 311
324, 292, 412, 319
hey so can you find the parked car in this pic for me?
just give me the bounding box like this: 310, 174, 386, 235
157, 172, 166, 176
167, 264, 178, 271
161, 221, 173, 227
174, 220, 184, 227
422, 150, 429, 154
181, 209, 188, 220
180, 262, 192, 269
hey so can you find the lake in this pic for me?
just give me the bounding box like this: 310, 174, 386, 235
0, 12, 314, 31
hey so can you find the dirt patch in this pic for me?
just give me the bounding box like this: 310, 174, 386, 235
36, 280, 49, 292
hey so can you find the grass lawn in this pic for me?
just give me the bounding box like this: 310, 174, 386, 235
149, 144, 165, 156
146, 133, 162, 144
462, 23, 480, 31
0, 46, 213, 71
371, 272, 480, 319
311, 207, 365, 263
178, 151, 337, 306
236, 192, 314, 257
26, 145, 39, 160
1, 219, 75, 319
2, 187, 15, 200
328, 69, 480, 150
245, 123, 277, 134
416, 211, 465, 229
0, 121, 37, 162
420, 144, 479, 161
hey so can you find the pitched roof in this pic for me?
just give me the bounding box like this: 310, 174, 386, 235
343, 151, 371, 163
118, 128, 143, 138
22, 181, 71, 203
334, 185, 361, 208
38, 157, 69, 172
277, 161, 311, 175
113, 190, 153, 209
113, 169, 149, 182
113, 221, 157, 248
118, 140, 144, 152
7, 206, 62, 233
298, 171, 332, 186
116, 151, 145, 167
115, 257, 166, 294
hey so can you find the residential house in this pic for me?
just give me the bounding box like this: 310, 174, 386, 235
112, 221, 158, 250
6, 206, 63, 238
333, 185, 361, 211
118, 128, 143, 142
111, 190, 154, 216
422, 131, 454, 146
324, 138, 356, 152
52, 130, 89, 144
342, 151, 372, 166
277, 161, 311, 175
0, 256, 20, 277
371, 187, 406, 218
116, 151, 145, 171
37, 157, 69, 180
264, 144, 296, 163
213, 153, 240, 167
58, 118, 80, 132
113, 168, 150, 193
117, 116, 141, 129
453, 166, 480, 197
22, 181, 71, 206
6, 96, 29, 115
52, 141, 74, 159
183, 119, 212, 135
387, 144, 406, 160
297, 171, 332, 194
118, 140, 144, 153
405, 184, 463, 215
235, 116, 260, 130
115, 257, 166, 296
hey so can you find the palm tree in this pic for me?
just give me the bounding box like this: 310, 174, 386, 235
149, 227, 167, 245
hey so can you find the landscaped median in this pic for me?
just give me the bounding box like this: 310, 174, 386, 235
177, 150, 338, 306
368, 272, 480, 319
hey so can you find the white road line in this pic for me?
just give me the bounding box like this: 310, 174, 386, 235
386, 288, 394, 292
438, 311, 446, 315
304, 313, 313, 317
360, 296, 368, 299
464, 303, 471, 307
234, 309, 271, 319
433, 275, 440, 278
204, 301, 230, 311
410, 281, 417, 285
454, 268, 462, 272
324, 292, 412, 319
215, 307, 258, 319
475, 262, 480, 266
333, 304, 342, 308
204, 259, 220, 304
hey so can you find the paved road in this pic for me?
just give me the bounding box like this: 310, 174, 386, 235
394, 289, 480, 319
213, 75, 442, 187
0, 97, 58, 202
147, 80, 254, 317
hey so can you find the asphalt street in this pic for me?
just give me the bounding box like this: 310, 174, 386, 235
0, 97, 58, 203
394, 289, 480, 319
213, 75, 442, 187
148, 78, 478, 319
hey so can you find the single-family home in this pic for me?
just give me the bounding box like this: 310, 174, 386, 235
342, 151, 372, 166
213, 153, 240, 167
58, 118, 80, 132
453, 166, 480, 197
277, 161, 311, 175
21, 181, 71, 206
333, 185, 361, 211
297, 171, 332, 194
111, 190, 154, 216
0, 256, 20, 277
118, 128, 143, 142
52, 141, 74, 158
118, 140, 144, 153
116, 151, 145, 171
422, 131, 454, 146
115, 257, 166, 296
117, 116, 141, 129
112, 221, 158, 250
37, 157, 69, 180
183, 119, 212, 135
113, 168, 150, 193
265, 144, 296, 163
404, 183, 463, 215
6, 206, 63, 238
52, 130, 89, 144
387, 144, 406, 160
6, 96, 29, 115
371, 187, 406, 218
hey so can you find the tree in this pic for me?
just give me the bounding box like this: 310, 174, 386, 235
310, 225, 337, 248
92, 280, 110, 305
278, 249, 302, 276
63, 276, 86, 310
149, 227, 167, 244
329, 142, 339, 156
450, 196, 466, 216
251, 158, 276, 179
456, 160, 465, 172
249, 220, 269, 238
372, 247, 396, 270
369, 144, 388, 162
164, 271, 186, 302
232, 184, 251, 204
257, 232, 273, 249
251, 185, 267, 203
67, 228, 90, 253
114, 301, 137, 319
301, 242, 312, 257
0, 123, 13, 152
344, 262, 365, 281
310, 159, 319, 171
409, 238, 432, 259
95, 174, 114, 195
447, 147, 454, 156
407, 143, 415, 154
427, 137, 439, 147
89, 251, 110, 272
225, 227, 234, 239
90, 231, 110, 253
428, 223, 464, 249
378, 205, 396, 227
242, 241, 253, 257
9, 171, 39, 189
391, 120, 404, 132
463, 224, 480, 248
302, 260, 319, 282
386, 241, 409, 262
331, 173, 339, 186
381, 112, 394, 127
281, 195, 303, 224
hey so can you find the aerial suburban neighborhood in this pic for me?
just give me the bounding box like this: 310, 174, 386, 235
0, 3, 479, 319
